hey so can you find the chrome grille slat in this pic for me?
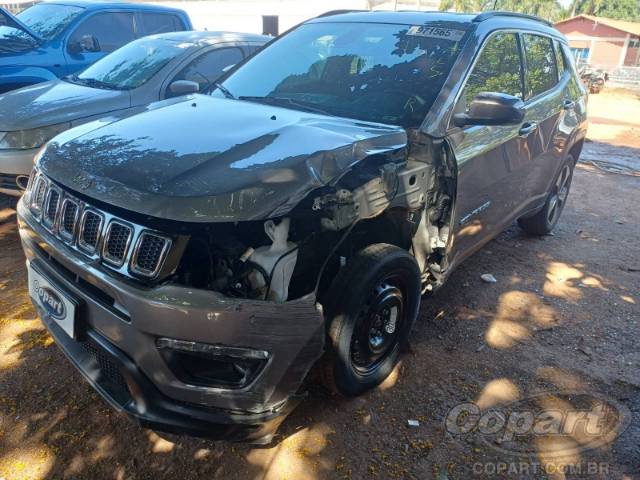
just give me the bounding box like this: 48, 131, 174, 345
102, 221, 133, 267
59, 198, 80, 241
30, 176, 47, 217
131, 232, 172, 277
43, 188, 61, 228
78, 210, 103, 254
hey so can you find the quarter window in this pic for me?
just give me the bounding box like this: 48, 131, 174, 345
554, 40, 566, 76
137, 13, 184, 36
69, 12, 135, 53
522, 34, 558, 99
458, 32, 523, 112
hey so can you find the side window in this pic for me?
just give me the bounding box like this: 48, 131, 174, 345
243, 44, 263, 56
171, 47, 244, 93
458, 32, 523, 112
69, 12, 135, 53
137, 13, 184, 36
522, 34, 558, 99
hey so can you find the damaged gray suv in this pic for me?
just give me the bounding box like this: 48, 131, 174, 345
18, 10, 587, 443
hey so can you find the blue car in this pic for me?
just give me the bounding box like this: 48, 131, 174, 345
0, 1, 192, 94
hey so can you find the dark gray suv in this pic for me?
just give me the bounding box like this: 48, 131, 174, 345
18, 10, 587, 443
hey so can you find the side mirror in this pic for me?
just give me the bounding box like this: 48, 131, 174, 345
453, 92, 525, 127
68, 34, 100, 54
168, 80, 200, 96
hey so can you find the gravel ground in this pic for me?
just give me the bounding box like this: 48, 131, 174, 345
0, 90, 638, 480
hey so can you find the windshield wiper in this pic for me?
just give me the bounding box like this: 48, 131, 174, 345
238, 96, 335, 117
64, 75, 128, 91
213, 82, 236, 99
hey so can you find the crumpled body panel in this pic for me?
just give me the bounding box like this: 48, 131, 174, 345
39, 95, 408, 222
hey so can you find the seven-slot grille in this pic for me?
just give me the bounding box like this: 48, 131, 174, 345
25, 171, 172, 279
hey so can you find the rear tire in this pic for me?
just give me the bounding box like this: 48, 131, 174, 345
518, 155, 575, 236
321, 243, 421, 396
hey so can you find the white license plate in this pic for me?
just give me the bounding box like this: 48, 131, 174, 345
28, 263, 77, 339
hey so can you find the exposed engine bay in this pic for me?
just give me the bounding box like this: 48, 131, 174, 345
173, 131, 456, 301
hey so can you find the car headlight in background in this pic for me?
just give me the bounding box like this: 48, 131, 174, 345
0, 123, 71, 150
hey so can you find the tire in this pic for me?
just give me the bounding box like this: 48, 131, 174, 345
518, 155, 575, 236
321, 243, 421, 396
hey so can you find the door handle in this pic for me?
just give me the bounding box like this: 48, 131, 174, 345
563, 100, 576, 110
519, 122, 538, 137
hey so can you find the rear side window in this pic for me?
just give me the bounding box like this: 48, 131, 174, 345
137, 13, 184, 36
69, 12, 135, 53
459, 32, 523, 111
522, 34, 558, 99
171, 47, 244, 94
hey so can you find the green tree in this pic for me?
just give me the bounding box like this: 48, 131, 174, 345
439, 0, 568, 22
570, 0, 640, 20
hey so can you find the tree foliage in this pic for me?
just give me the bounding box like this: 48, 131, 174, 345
439, 0, 640, 22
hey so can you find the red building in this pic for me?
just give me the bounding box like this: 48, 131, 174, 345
555, 14, 640, 67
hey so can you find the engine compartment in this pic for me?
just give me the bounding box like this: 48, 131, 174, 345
172, 132, 457, 301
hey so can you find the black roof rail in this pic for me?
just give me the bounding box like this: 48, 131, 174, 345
473, 11, 553, 27
316, 10, 366, 18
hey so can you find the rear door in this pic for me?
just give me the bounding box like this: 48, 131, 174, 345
63, 11, 135, 75
518, 33, 565, 204
446, 31, 530, 261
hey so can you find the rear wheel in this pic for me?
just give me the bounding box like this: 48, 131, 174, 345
321, 244, 421, 396
518, 156, 574, 236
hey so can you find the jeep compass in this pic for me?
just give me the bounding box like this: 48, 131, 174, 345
18, 10, 587, 443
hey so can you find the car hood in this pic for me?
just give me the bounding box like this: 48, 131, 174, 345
39, 95, 407, 222
0, 80, 131, 131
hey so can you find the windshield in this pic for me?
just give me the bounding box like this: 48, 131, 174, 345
74, 37, 191, 90
16, 3, 83, 40
0, 22, 36, 53
219, 22, 469, 127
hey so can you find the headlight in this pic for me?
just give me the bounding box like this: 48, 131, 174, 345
0, 123, 71, 150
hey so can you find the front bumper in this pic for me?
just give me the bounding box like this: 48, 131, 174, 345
0, 148, 37, 196
18, 200, 325, 442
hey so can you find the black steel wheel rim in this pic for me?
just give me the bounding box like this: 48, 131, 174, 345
350, 273, 406, 376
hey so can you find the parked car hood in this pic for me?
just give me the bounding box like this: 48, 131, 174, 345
39, 95, 407, 222
0, 80, 130, 131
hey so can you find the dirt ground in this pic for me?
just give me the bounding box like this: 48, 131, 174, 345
0, 89, 638, 480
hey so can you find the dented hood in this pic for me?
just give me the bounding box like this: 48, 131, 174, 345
39, 95, 407, 222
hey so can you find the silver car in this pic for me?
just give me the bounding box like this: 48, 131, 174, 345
0, 30, 268, 196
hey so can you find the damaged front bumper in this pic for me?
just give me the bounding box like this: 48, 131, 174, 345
18, 200, 325, 443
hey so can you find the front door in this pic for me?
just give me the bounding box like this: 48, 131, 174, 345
63, 11, 135, 76
446, 31, 530, 265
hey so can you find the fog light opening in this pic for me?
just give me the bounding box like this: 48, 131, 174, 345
156, 338, 269, 389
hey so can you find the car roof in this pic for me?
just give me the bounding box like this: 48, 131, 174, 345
39, 0, 187, 14
149, 30, 271, 46
308, 10, 477, 26
308, 10, 563, 40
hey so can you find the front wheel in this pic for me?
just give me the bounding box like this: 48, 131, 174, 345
518, 156, 575, 236
321, 244, 421, 396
